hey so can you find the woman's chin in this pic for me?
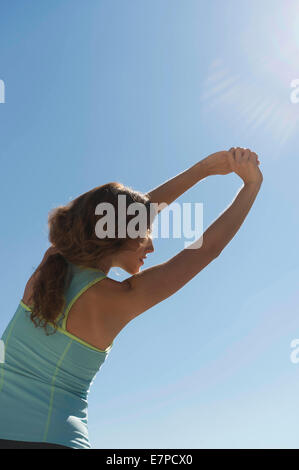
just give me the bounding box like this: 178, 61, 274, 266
125, 261, 144, 275
125, 266, 141, 275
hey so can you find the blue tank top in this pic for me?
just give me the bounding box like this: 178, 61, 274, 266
0, 261, 113, 449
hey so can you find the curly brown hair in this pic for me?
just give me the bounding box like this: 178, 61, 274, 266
28, 182, 153, 335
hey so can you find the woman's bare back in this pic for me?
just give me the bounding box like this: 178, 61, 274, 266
21, 273, 127, 351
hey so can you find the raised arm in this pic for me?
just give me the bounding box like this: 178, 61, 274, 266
92, 148, 263, 335
145, 150, 237, 215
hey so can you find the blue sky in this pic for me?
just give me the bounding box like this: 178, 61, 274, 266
1, 0, 299, 448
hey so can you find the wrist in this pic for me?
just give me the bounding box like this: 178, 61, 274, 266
242, 178, 263, 189
198, 157, 214, 178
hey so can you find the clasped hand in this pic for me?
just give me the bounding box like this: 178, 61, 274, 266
202, 147, 262, 184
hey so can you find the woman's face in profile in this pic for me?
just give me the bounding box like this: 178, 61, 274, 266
117, 230, 154, 274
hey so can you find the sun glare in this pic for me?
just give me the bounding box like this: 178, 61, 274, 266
200, 2, 299, 155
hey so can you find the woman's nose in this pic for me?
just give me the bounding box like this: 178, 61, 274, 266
147, 240, 154, 253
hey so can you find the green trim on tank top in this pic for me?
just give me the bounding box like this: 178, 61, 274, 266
42, 338, 73, 442
56, 262, 107, 326
19, 298, 113, 354
61, 275, 106, 330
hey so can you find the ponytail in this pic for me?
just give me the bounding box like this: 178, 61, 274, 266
29, 252, 69, 335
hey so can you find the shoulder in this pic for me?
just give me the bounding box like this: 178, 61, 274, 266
84, 276, 135, 332
86, 276, 132, 311
92, 275, 131, 294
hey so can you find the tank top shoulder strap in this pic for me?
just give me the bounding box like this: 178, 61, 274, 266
56, 260, 107, 330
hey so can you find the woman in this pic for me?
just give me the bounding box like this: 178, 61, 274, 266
0, 147, 263, 449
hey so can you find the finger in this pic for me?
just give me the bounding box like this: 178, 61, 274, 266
235, 147, 242, 163
236, 147, 247, 158
228, 148, 236, 160
227, 150, 235, 171
251, 152, 260, 164
243, 148, 251, 160
251, 152, 259, 163
249, 152, 259, 166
